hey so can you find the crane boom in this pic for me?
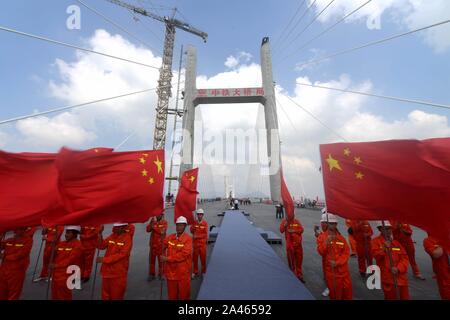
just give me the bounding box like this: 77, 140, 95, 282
105, 0, 207, 41
105, 0, 207, 151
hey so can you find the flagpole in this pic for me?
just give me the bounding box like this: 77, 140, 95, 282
0, 232, 6, 264
31, 237, 45, 283
160, 234, 166, 300
90, 226, 103, 300
381, 220, 400, 300
45, 226, 60, 300
363, 226, 370, 277
147, 217, 155, 278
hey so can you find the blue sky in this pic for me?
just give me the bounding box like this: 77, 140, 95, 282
1, 0, 449, 197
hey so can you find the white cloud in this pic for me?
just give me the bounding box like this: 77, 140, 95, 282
191, 65, 450, 198
310, 0, 450, 52
5, 29, 170, 152
3, 29, 449, 199
224, 51, 253, 69
224, 55, 239, 69
16, 113, 96, 149
0, 130, 8, 148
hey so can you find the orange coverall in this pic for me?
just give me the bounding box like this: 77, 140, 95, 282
423, 236, 450, 300
99, 232, 132, 300
80, 226, 101, 280
39, 226, 64, 278
391, 221, 421, 276
164, 232, 192, 300
24, 227, 37, 239
125, 224, 135, 238
0, 236, 33, 300
146, 219, 168, 277
345, 220, 357, 256
350, 220, 373, 274
317, 231, 353, 300
51, 239, 82, 300
280, 218, 304, 280
372, 234, 410, 300
190, 219, 208, 275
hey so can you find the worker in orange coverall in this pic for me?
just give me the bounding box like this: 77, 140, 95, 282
0, 227, 34, 300
317, 213, 353, 300
372, 221, 410, 300
315, 210, 330, 297
80, 225, 103, 282
96, 223, 132, 300
345, 219, 357, 257
391, 220, 425, 280
51, 226, 82, 300
423, 234, 449, 300
349, 220, 373, 278
190, 208, 208, 277
161, 216, 192, 300
280, 213, 305, 283
146, 213, 168, 280
35, 225, 64, 282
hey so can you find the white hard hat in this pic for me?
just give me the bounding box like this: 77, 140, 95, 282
325, 213, 338, 223
113, 223, 128, 227
320, 214, 327, 222
66, 225, 81, 232
196, 208, 204, 214
376, 220, 391, 228
176, 216, 188, 224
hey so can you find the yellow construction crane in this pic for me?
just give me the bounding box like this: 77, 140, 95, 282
105, 0, 207, 150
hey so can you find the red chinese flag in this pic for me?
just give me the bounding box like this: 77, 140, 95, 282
0, 151, 61, 232
281, 170, 295, 220
320, 138, 450, 249
174, 168, 199, 225
43, 147, 164, 226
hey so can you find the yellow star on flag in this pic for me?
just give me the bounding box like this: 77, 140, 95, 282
154, 156, 163, 174
355, 172, 364, 180
354, 157, 362, 165
326, 154, 342, 172
148, 177, 155, 184
189, 175, 196, 183
142, 169, 148, 177
343, 148, 351, 156
142, 153, 148, 158
139, 157, 146, 164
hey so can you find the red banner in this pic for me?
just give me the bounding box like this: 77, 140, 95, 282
174, 168, 199, 225
320, 138, 450, 249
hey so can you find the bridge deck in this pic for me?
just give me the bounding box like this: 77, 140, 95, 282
197, 210, 314, 300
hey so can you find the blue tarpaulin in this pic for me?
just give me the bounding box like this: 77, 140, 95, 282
197, 211, 314, 300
